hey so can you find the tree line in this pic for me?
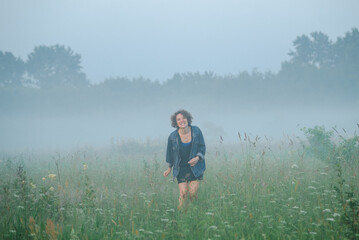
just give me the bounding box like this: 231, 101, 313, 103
1, 28, 358, 114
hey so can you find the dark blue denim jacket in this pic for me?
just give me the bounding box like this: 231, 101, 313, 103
166, 125, 206, 179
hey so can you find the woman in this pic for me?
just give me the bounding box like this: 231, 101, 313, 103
163, 109, 206, 210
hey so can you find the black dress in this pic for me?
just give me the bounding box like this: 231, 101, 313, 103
177, 138, 203, 183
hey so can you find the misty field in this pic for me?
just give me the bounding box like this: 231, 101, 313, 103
1, 130, 358, 239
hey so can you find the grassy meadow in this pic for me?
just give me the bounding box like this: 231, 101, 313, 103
0, 129, 358, 240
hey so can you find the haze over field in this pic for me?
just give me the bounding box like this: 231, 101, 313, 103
0, 0, 358, 150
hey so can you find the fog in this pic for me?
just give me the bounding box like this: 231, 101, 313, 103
1, 98, 358, 150
0, 1, 358, 150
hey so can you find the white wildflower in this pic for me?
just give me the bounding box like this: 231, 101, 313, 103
291, 164, 298, 169
83, 163, 88, 170
48, 174, 56, 180
323, 209, 331, 213
300, 210, 307, 215
333, 213, 340, 217
209, 226, 218, 230
326, 218, 335, 222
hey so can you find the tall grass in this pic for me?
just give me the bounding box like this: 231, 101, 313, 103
0, 130, 358, 239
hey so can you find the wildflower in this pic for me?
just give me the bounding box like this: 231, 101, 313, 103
48, 174, 56, 180
308, 186, 316, 190
323, 209, 331, 213
225, 224, 234, 229
333, 213, 340, 217
209, 226, 218, 230
30, 183, 36, 189
299, 210, 307, 215
291, 164, 298, 169
309, 232, 317, 235
120, 194, 128, 197
95, 208, 103, 213
320, 172, 327, 175
288, 197, 295, 201
161, 218, 169, 222
205, 212, 214, 216
326, 218, 335, 222
49, 187, 54, 191
83, 163, 88, 170
42, 177, 46, 181
166, 209, 175, 212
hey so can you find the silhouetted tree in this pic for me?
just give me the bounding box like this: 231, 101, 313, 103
0, 51, 25, 87
333, 28, 359, 75
26, 45, 89, 89
288, 32, 333, 67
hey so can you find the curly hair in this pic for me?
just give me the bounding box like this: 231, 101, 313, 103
170, 109, 193, 128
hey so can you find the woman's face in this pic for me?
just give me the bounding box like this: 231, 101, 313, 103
176, 113, 188, 129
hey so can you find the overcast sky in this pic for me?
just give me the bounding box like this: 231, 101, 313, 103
1, 0, 358, 83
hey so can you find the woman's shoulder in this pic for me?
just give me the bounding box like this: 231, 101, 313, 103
168, 129, 178, 139
191, 125, 202, 133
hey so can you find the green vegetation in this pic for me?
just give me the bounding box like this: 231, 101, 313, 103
1, 128, 358, 239
1, 28, 358, 115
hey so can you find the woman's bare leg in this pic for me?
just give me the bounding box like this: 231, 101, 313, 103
188, 180, 200, 201
178, 182, 188, 210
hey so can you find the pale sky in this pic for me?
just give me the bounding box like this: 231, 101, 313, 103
1, 0, 358, 83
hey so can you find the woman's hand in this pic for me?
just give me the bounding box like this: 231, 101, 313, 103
163, 167, 172, 177
188, 156, 200, 167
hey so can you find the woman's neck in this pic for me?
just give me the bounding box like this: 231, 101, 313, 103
178, 126, 190, 135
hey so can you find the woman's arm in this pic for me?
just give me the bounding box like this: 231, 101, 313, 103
196, 128, 206, 161
188, 128, 206, 166
164, 136, 173, 177
165, 136, 173, 168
